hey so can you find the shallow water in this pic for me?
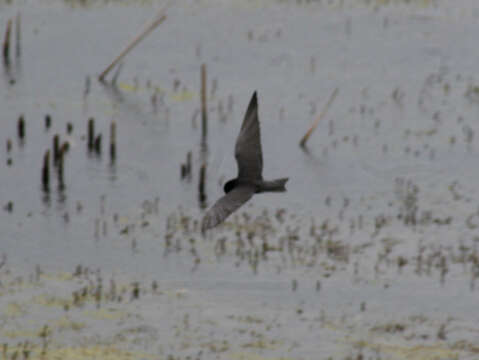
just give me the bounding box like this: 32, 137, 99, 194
1, 0, 479, 359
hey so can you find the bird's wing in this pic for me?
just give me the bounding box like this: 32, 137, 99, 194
235, 92, 263, 181
201, 185, 255, 231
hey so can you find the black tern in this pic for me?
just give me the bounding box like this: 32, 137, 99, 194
201, 91, 288, 231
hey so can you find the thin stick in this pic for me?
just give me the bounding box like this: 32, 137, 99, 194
42, 150, 50, 192
110, 121, 116, 163
88, 117, 95, 151
198, 163, 207, 208
299, 88, 339, 148
53, 134, 60, 164
15, 12, 20, 58
58, 147, 65, 190
201, 64, 207, 142
98, 2, 171, 82
111, 62, 123, 86
17, 114, 25, 141
3, 18, 12, 64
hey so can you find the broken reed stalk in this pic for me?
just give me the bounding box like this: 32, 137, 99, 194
181, 164, 186, 179
111, 62, 123, 86
201, 64, 207, 142
110, 121, 116, 163
42, 150, 50, 192
58, 147, 65, 190
15, 13, 20, 58
186, 151, 192, 175
95, 134, 102, 155
45, 115, 51, 130
180, 151, 192, 180
198, 163, 207, 207
17, 115, 25, 141
3, 18, 12, 64
61, 142, 70, 154
299, 87, 339, 148
53, 134, 60, 164
88, 117, 95, 151
98, 1, 171, 82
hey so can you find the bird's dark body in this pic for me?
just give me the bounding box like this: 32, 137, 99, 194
201, 92, 288, 231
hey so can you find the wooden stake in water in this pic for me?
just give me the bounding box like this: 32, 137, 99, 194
15, 13, 20, 59
17, 114, 25, 141
198, 163, 207, 208
57, 148, 65, 190
181, 164, 187, 179
88, 117, 95, 151
299, 88, 339, 148
3, 18, 12, 64
61, 142, 70, 154
186, 151, 192, 177
95, 134, 102, 155
53, 134, 60, 164
201, 64, 207, 143
45, 115, 51, 130
110, 121, 116, 163
42, 150, 50, 192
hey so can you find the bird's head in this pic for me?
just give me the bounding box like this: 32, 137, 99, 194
223, 178, 238, 194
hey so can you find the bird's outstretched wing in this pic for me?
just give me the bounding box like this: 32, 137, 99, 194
202, 185, 255, 231
235, 92, 263, 181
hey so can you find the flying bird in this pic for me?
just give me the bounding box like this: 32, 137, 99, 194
201, 92, 288, 231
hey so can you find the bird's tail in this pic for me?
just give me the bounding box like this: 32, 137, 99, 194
259, 178, 289, 192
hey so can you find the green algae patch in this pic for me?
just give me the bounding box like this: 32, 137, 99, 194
45, 345, 156, 360
2, 344, 156, 360
32, 294, 72, 308
230, 353, 294, 360
55, 316, 86, 331
171, 90, 194, 102
4, 302, 26, 317
83, 308, 129, 320
2, 328, 39, 339
353, 339, 461, 360
40, 271, 74, 282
